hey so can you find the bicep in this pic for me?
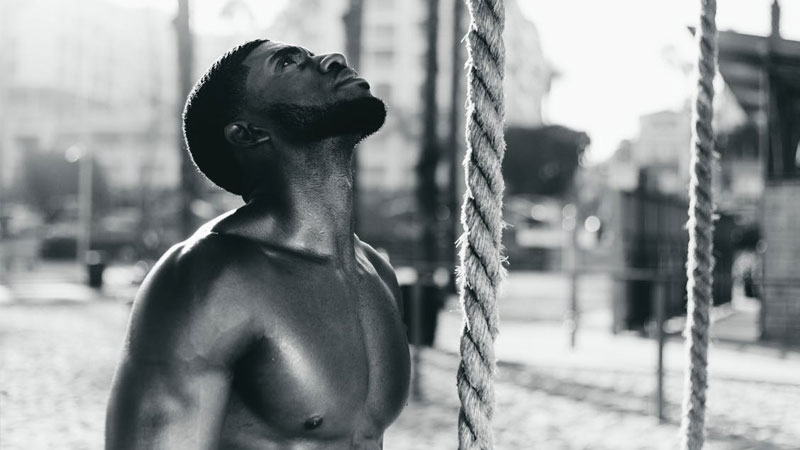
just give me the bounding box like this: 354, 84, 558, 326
106, 252, 252, 449
106, 355, 231, 450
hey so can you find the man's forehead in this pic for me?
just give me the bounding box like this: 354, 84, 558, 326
243, 41, 310, 66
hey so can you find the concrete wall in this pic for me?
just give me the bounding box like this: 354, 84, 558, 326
762, 180, 800, 343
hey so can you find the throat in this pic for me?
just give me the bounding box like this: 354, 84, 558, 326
240, 141, 357, 262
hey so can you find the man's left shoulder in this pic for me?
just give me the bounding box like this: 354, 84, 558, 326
355, 238, 402, 307
356, 239, 395, 280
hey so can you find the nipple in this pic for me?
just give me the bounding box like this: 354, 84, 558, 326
304, 415, 324, 430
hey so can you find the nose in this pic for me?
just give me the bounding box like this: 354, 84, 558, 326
318, 53, 348, 73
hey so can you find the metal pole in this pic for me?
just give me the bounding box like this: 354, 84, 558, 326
411, 278, 424, 401
564, 200, 580, 349
654, 279, 666, 423
76, 148, 93, 263
568, 233, 579, 349
756, 57, 771, 340
76, 44, 93, 264
448, 0, 465, 274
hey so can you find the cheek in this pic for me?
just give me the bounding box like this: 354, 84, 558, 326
265, 76, 333, 106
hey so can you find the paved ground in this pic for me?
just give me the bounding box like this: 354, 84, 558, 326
0, 302, 127, 450
387, 307, 800, 449
1, 266, 799, 449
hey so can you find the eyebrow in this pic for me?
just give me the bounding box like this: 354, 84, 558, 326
268, 46, 314, 68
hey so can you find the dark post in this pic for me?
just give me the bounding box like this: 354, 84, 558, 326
568, 209, 580, 349
417, 0, 441, 271
411, 0, 440, 400
410, 278, 424, 400
654, 278, 666, 423
448, 0, 465, 273
175, 0, 196, 238
564, 184, 580, 349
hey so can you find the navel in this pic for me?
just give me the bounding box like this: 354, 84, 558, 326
304, 415, 324, 430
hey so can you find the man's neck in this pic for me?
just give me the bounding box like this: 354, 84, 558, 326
231, 137, 358, 264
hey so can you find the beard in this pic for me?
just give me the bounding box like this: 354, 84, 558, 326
264, 96, 387, 143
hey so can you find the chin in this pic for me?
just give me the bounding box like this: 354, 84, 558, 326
341, 96, 387, 138
307, 97, 387, 141
265, 96, 387, 142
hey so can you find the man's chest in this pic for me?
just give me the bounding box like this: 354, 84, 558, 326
224, 265, 410, 440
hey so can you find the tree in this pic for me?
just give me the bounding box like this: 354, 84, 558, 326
416, 0, 441, 269
503, 125, 590, 198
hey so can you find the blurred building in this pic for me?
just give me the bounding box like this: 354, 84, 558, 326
0, 0, 180, 194
1, 0, 551, 197
631, 109, 692, 194
610, 88, 758, 217
267, 0, 551, 192
715, 0, 800, 343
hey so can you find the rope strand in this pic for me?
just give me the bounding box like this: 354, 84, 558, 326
680, 1, 717, 449
457, 0, 506, 448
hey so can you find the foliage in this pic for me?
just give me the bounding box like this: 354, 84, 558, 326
503, 125, 590, 197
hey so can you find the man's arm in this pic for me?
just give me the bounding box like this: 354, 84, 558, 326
106, 239, 252, 449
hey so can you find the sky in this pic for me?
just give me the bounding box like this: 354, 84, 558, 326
517, 0, 800, 162
113, 0, 800, 163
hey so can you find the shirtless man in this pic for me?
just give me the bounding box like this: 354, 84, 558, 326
106, 39, 411, 449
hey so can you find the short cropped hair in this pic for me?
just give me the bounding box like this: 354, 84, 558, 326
183, 39, 267, 195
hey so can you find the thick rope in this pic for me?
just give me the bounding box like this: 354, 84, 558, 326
456, 0, 505, 449
680, 1, 717, 449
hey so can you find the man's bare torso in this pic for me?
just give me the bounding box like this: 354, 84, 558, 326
107, 214, 411, 449
215, 234, 411, 448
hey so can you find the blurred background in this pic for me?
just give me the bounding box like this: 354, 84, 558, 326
1, 0, 799, 448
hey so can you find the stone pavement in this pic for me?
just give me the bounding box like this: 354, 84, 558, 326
1, 270, 799, 449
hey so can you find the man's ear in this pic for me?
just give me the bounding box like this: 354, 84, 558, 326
223, 121, 271, 147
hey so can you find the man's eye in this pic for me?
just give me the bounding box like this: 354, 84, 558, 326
281, 57, 297, 67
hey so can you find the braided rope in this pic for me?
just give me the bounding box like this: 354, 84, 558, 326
680, 1, 717, 449
456, 0, 505, 449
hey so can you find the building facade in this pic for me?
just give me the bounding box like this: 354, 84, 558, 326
0, 0, 182, 194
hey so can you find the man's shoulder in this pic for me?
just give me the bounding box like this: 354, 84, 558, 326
151, 230, 247, 281
134, 228, 266, 316
126, 231, 267, 362
355, 238, 403, 311
356, 239, 395, 279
